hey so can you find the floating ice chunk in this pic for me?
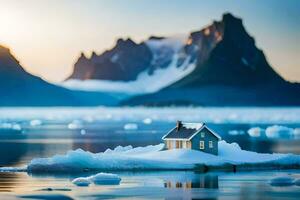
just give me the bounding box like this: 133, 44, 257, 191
123, 123, 138, 130
143, 118, 152, 124
30, 119, 42, 126
248, 127, 263, 137
80, 129, 86, 135
293, 128, 300, 138
266, 125, 294, 139
72, 177, 91, 187
12, 124, 21, 131
72, 172, 121, 187
0, 123, 22, 131
68, 120, 83, 130
228, 130, 245, 136
90, 173, 121, 185
247, 126, 300, 139
269, 176, 295, 186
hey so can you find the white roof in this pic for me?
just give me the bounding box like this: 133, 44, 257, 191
181, 122, 203, 130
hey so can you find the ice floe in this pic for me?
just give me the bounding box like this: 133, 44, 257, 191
247, 127, 263, 137
143, 118, 152, 124
72, 177, 91, 186
228, 130, 245, 136
30, 119, 42, 126
24, 141, 300, 173
72, 172, 121, 186
123, 123, 138, 130
247, 125, 300, 139
67, 120, 83, 130
0, 122, 22, 131
269, 176, 295, 186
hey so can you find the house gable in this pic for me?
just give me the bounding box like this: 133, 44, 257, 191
189, 125, 222, 141
190, 127, 219, 155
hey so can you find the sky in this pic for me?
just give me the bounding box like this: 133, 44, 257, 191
0, 0, 299, 83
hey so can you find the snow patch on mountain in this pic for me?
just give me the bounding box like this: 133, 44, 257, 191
61, 35, 196, 94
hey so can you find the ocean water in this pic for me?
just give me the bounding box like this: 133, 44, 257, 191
0, 107, 300, 199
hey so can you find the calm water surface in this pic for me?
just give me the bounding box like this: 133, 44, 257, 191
0, 107, 300, 199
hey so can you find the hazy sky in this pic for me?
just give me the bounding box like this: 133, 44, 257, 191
0, 0, 299, 83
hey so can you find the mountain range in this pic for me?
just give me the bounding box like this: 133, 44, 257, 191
0, 13, 299, 106
0, 45, 118, 106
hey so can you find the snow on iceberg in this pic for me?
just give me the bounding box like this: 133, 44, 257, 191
72, 172, 121, 186
26, 141, 300, 173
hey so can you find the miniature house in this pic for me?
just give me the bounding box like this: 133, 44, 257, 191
162, 121, 221, 155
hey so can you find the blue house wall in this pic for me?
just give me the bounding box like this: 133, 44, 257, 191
191, 127, 218, 155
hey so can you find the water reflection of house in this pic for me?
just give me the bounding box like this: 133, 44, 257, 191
164, 175, 218, 189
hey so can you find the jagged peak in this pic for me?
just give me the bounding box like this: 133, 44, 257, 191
116, 38, 137, 46
77, 52, 88, 61
222, 12, 242, 22
148, 36, 165, 40
91, 51, 98, 59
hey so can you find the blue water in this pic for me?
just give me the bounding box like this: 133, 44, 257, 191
0, 107, 300, 199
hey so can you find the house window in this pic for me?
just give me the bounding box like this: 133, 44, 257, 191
201, 132, 205, 138
209, 141, 213, 148
176, 141, 182, 148
199, 141, 205, 149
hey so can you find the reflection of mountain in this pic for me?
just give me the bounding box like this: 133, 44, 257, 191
0, 45, 118, 106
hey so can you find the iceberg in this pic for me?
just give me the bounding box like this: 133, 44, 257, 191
24, 141, 300, 173
90, 172, 121, 185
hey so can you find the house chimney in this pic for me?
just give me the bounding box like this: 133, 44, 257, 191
176, 121, 182, 131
